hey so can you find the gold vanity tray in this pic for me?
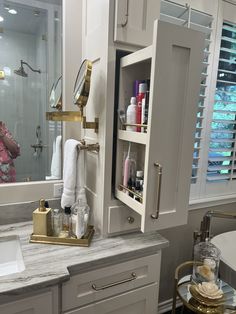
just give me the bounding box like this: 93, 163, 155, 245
30, 225, 94, 247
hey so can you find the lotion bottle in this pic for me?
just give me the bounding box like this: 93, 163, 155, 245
33, 199, 52, 236
126, 97, 136, 131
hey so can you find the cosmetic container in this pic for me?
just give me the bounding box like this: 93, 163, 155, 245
136, 83, 147, 132
59, 206, 72, 238
135, 170, 144, 191
52, 208, 62, 236
123, 143, 132, 188
126, 97, 136, 131
72, 200, 90, 239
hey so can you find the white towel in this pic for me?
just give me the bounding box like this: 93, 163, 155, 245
61, 139, 87, 209
45, 135, 62, 180
75, 143, 87, 204
61, 139, 78, 208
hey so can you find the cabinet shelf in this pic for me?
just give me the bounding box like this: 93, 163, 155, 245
116, 188, 144, 215
120, 46, 152, 68
118, 130, 147, 145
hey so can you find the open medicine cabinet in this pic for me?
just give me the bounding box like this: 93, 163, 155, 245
113, 20, 205, 233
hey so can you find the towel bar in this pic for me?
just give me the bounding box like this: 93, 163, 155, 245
78, 140, 100, 153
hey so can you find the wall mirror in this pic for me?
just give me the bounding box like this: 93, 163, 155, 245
0, 0, 62, 184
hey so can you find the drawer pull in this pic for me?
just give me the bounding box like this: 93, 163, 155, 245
91, 272, 137, 291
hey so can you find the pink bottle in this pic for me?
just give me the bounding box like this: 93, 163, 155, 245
123, 143, 131, 188
136, 83, 147, 132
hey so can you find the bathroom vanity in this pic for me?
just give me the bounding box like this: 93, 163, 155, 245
0, 222, 168, 314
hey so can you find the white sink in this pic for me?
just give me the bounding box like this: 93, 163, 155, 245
211, 231, 236, 289
0, 235, 25, 277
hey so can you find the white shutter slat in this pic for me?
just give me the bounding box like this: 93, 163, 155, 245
209, 156, 233, 162
207, 175, 230, 181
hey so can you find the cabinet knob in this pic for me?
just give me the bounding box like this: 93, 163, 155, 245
127, 216, 135, 224
151, 162, 162, 220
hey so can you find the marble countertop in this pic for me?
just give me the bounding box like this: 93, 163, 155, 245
0, 222, 169, 296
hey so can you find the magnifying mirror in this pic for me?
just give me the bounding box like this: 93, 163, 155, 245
49, 76, 62, 110
73, 59, 92, 108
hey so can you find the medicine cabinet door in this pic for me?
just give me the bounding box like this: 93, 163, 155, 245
116, 20, 205, 233
143, 21, 205, 231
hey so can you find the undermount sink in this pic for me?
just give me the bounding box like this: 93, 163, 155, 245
211, 231, 236, 289
0, 235, 25, 277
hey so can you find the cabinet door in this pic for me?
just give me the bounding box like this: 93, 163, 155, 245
115, 20, 205, 232
66, 283, 158, 314
0, 291, 53, 314
114, 0, 160, 47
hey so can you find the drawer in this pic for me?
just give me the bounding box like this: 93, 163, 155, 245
65, 283, 158, 314
62, 252, 161, 312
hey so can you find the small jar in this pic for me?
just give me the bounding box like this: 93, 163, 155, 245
52, 208, 62, 236
135, 170, 144, 191
192, 241, 221, 285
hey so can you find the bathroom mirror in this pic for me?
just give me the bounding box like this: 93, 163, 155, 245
49, 76, 62, 110
0, 0, 62, 183
73, 59, 92, 108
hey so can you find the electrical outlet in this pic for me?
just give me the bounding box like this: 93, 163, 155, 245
54, 183, 63, 197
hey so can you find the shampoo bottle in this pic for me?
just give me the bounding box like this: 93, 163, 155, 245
126, 97, 136, 131
33, 199, 52, 236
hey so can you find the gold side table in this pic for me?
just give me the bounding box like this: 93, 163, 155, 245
172, 261, 236, 314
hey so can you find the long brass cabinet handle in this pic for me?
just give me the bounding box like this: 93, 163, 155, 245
91, 272, 137, 291
151, 162, 163, 220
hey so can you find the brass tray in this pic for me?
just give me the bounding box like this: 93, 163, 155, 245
30, 225, 94, 247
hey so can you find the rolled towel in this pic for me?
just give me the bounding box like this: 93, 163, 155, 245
61, 139, 80, 209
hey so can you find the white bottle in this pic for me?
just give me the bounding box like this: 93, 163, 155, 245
126, 97, 136, 131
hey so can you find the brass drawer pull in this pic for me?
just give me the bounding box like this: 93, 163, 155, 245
91, 272, 137, 291
151, 162, 163, 220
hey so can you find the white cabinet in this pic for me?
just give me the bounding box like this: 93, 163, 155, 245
0, 291, 54, 314
62, 253, 160, 314
65, 284, 158, 314
114, 20, 205, 232
114, 0, 160, 47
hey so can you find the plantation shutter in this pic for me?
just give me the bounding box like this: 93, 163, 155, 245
207, 21, 236, 182
160, 0, 213, 184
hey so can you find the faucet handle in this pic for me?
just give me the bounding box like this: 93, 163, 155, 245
193, 230, 201, 244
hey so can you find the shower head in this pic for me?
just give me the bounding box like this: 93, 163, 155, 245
14, 60, 41, 77
14, 65, 28, 77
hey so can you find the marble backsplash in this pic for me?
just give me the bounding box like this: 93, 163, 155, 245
0, 198, 61, 225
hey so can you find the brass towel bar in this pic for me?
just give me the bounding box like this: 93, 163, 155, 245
78, 139, 100, 153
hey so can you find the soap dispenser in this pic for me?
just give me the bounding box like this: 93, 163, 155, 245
33, 199, 52, 236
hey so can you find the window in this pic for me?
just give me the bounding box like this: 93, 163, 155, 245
207, 22, 236, 183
